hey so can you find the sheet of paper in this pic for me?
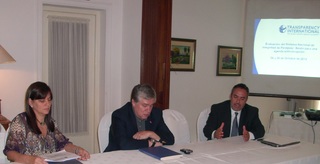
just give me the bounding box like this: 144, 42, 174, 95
41, 150, 80, 162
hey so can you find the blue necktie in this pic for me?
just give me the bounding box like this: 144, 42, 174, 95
231, 112, 238, 136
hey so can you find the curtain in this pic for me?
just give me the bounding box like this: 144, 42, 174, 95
47, 16, 89, 133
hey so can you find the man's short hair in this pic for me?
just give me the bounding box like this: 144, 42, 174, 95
231, 83, 249, 94
130, 84, 156, 102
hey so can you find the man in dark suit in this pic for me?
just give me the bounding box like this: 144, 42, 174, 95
104, 84, 174, 152
203, 83, 265, 141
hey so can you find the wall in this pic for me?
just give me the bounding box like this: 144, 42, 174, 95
0, 0, 125, 118
0, 0, 290, 149
0, 0, 38, 120
121, 0, 283, 142
0, 0, 124, 153
121, 0, 142, 102
170, 0, 287, 142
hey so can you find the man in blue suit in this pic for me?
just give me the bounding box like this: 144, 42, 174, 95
203, 83, 265, 141
104, 84, 174, 152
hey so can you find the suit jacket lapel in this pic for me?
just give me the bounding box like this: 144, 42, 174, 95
128, 104, 139, 132
239, 105, 248, 134
224, 103, 232, 137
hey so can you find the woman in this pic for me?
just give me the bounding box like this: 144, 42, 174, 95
3, 81, 90, 164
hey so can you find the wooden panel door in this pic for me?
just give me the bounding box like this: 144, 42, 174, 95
140, 0, 172, 109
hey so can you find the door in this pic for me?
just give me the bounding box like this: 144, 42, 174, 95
42, 5, 101, 153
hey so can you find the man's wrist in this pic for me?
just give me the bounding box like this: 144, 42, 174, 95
149, 138, 166, 147
149, 139, 156, 147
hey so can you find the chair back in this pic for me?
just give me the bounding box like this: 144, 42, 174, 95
98, 111, 113, 153
163, 109, 190, 144
0, 124, 9, 163
197, 108, 211, 142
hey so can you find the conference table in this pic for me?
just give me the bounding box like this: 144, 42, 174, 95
81, 135, 320, 164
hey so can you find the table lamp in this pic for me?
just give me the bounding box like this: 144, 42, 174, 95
0, 44, 16, 115
0, 44, 15, 130
0, 44, 16, 64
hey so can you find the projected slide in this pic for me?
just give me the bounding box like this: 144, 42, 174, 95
253, 19, 320, 78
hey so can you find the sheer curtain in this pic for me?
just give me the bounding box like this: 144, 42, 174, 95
47, 16, 89, 133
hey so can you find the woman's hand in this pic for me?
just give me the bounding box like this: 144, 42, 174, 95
64, 144, 90, 161
31, 156, 48, 164
76, 147, 90, 160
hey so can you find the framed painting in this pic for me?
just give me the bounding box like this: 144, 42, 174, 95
217, 45, 242, 76
170, 38, 196, 71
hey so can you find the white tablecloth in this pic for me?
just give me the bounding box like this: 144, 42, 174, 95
81, 135, 320, 164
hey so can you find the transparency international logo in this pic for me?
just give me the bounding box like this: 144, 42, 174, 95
279, 24, 320, 35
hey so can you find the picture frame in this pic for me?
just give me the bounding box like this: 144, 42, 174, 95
170, 38, 196, 71
217, 45, 242, 76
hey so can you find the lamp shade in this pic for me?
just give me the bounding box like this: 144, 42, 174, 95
0, 44, 16, 64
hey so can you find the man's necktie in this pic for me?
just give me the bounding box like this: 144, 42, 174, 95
231, 112, 238, 136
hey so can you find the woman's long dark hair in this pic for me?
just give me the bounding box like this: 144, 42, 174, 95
25, 81, 55, 134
